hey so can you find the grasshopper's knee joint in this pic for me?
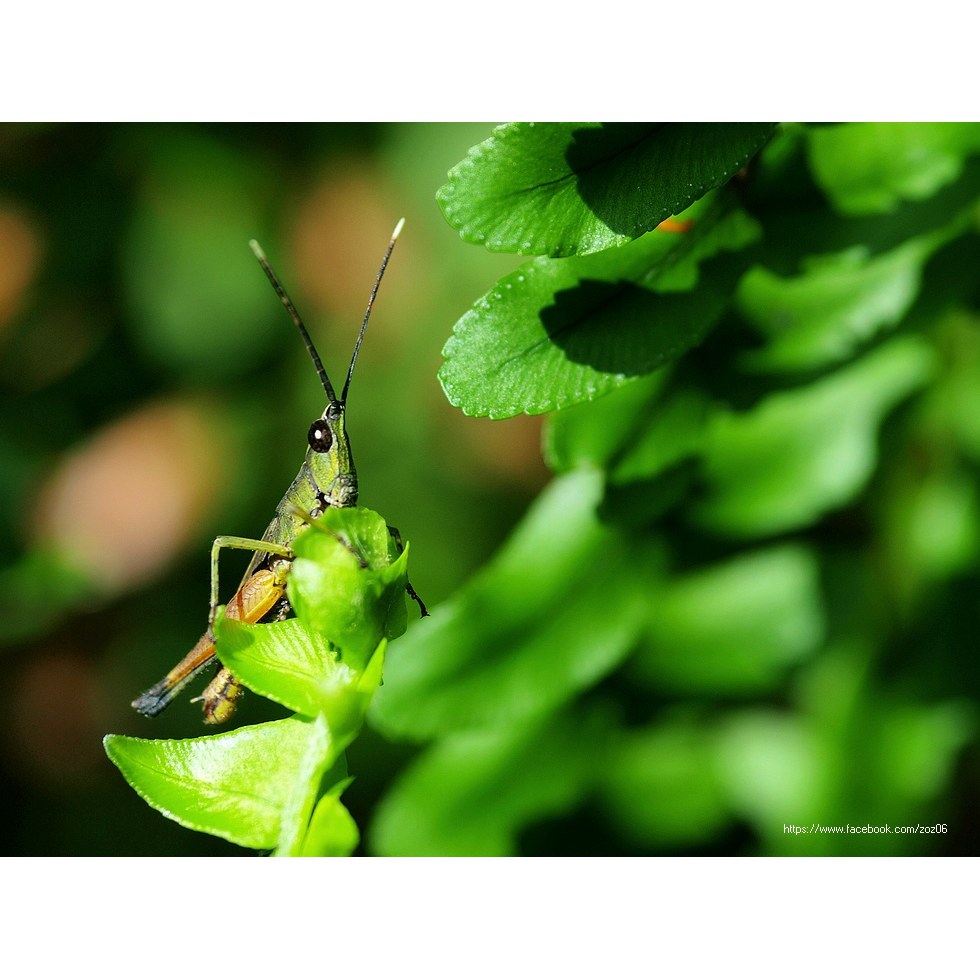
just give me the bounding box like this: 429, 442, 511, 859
271, 558, 292, 587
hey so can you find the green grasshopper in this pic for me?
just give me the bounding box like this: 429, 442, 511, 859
132, 218, 426, 724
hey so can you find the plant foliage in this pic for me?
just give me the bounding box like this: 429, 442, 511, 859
101, 122, 980, 857
371, 121, 980, 856
105, 507, 408, 855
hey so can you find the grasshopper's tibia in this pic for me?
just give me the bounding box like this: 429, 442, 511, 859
387, 524, 429, 618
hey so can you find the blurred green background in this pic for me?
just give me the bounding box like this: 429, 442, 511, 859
0, 123, 548, 855
0, 123, 977, 856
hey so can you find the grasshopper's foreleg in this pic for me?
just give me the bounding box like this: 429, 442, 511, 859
387, 524, 429, 618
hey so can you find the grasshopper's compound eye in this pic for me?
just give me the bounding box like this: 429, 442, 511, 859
308, 419, 334, 453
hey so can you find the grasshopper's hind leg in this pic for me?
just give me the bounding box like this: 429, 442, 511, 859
198, 536, 293, 724
132, 536, 292, 721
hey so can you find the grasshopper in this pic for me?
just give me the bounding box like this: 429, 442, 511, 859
132, 218, 426, 724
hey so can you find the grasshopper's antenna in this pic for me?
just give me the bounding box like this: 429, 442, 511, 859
340, 217, 404, 405
250, 239, 339, 404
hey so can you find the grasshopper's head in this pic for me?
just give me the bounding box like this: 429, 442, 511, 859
249, 220, 403, 512
306, 399, 358, 508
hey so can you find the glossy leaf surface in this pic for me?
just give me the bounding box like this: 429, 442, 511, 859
438, 122, 775, 256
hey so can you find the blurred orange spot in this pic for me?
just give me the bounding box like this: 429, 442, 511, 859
290, 164, 398, 320
657, 218, 694, 234
440, 401, 551, 491
31, 400, 226, 594
0, 204, 42, 338
285, 165, 435, 391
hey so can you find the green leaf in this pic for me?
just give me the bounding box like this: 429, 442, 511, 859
544, 371, 669, 474
752, 154, 980, 277
544, 370, 712, 494
439, 202, 760, 418
301, 787, 360, 857
274, 713, 336, 856
716, 688, 974, 855
882, 469, 980, 585
370, 471, 653, 739
931, 310, 980, 463
104, 716, 325, 850
696, 336, 935, 536
437, 122, 776, 256
215, 617, 387, 741
543, 374, 712, 529
806, 122, 980, 215
631, 545, 825, 695
216, 617, 337, 716
288, 507, 408, 669
309, 506, 401, 568
370, 709, 607, 856
738, 225, 963, 373
716, 710, 830, 836
866, 700, 974, 802
600, 721, 730, 848
608, 387, 711, 486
